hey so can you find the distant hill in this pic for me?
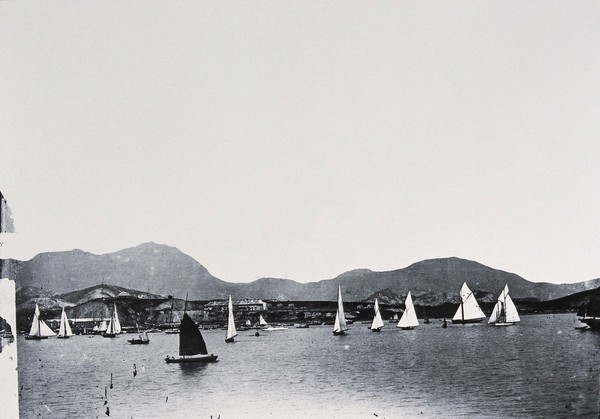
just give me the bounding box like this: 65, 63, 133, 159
3, 242, 600, 302
1, 242, 230, 300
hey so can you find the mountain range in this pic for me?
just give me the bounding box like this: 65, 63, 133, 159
3, 242, 600, 302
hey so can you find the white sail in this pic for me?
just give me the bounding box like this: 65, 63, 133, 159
29, 303, 56, 337
333, 284, 348, 334
58, 307, 74, 337
452, 282, 486, 322
99, 320, 108, 332
397, 291, 419, 328
259, 315, 268, 326
172, 311, 181, 323
28, 303, 41, 336
106, 318, 114, 334
489, 284, 520, 324
112, 303, 122, 334
226, 295, 238, 340
370, 298, 384, 330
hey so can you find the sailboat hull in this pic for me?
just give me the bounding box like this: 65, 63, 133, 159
128, 339, 150, 344
370, 327, 382, 332
165, 354, 218, 364
56, 336, 71, 339
580, 318, 600, 330
493, 322, 515, 327
25, 335, 49, 340
102, 333, 118, 338
225, 337, 235, 343
398, 326, 416, 330
333, 330, 346, 336
451, 318, 484, 324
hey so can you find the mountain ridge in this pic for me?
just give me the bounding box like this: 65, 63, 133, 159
3, 242, 600, 302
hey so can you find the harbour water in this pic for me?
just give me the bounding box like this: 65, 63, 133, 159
17, 313, 600, 418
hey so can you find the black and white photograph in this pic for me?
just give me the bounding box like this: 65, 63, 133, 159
1, 2, 600, 418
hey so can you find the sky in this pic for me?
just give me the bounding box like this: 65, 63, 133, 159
1, 1, 599, 284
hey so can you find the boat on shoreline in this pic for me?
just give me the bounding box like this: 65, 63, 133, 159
488, 284, 520, 326
452, 282, 486, 324
397, 291, 419, 330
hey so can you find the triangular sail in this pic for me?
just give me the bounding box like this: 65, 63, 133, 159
333, 285, 348, 334
397, 291, 419, 328
29, 303, 41, 336
113, 303, 122, 334
172, 311, 181, 323
489, 284, 520, 324
370, 298, 384, 330
179, 312, 208, 356
452, 282, 486, 322
259, 315, 268, 326
29, 303, 55, 337
226, 295, 238, 340
58, 307, 74, 337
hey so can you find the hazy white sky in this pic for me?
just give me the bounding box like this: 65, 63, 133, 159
1, 1, 599, 284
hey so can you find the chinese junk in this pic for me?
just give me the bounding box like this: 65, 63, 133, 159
369, 298, 384, 332
397, 291, 419, 330
26, 303, 55, 340
488, 284, 520, 326
165, 311, 218, 364
225, 295, 237, 343
452, 282, 486, 324
57, 307, 74, 339
333, 284, 348, 336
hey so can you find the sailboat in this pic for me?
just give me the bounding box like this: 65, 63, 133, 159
452, 282, 486, 324
225, 295, 238, 343
128, 323, 150, 344
369, 298, 384, 332
164, 297, 181, 333
26, 303, 56, 340
103, 302, 122, 338
258, 315, 268, 328
165, 311, 218, 364
57, 307, 74, 339
397, 291, 419, 330
333, 284, 348, 335
488, 284, 520, 326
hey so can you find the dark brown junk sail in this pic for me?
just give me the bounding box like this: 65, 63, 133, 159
179, 312, 208, 356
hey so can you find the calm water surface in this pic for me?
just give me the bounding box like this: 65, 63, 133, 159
18, 313, 600, 418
